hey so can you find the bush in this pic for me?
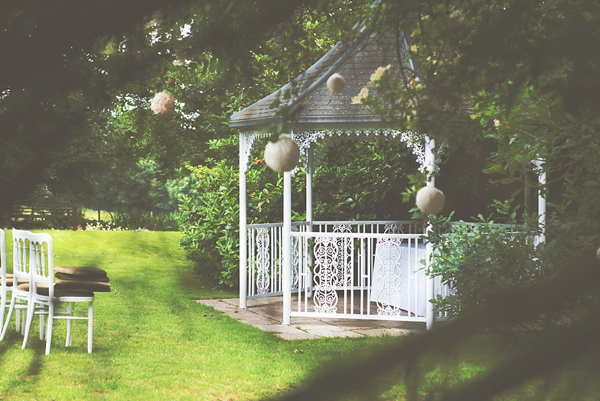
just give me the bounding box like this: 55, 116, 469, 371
178, 161, 240, 288
427, 215, 543, 317
177, 135, 309, 289
104, 212, 179, 231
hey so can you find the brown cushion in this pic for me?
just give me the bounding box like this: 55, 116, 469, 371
55, 272, 110, 282
55, 282, 111, 293
3, 274, 13, 285
54, 288, 95, 297
54, 278, 110, 288
16, 282, 94, 297
8, 278, 27, 285
54, 266, 107, 278
17, 282, 49, 295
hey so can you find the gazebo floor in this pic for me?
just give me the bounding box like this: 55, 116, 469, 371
196, 296, 432, 340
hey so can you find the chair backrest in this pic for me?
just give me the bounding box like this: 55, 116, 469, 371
28, 232, 53, 299
0, 229, 6, 288
12, 229, 31, 286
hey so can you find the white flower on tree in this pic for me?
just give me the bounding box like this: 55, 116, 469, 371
369, 64, 392, 84
351, 87, 369, 104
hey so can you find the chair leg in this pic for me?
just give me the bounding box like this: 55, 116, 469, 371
66, 302, 73, 347
0, 296, 13, 341
87, 301, 93, 353
39, 312, 45, 340
21, 300, 35, 349
45, 304, 54, 356
15, 308, 20, 334
0, 293, 6, 337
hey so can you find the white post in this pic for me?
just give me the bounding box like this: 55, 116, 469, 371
306, 143, 314, 227
535, 159, 547, 244
282, 135, 293, 325
239, 133, 248, 309
305, 143, 314, 296
424, 136, 436, 330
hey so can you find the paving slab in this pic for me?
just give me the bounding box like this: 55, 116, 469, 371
196, 297, 430, 340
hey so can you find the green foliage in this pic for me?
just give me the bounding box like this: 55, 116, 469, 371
313, 138, 419, 220
104, 212, 179, 231
178, 161, 240, 288
427, 214, 543, 318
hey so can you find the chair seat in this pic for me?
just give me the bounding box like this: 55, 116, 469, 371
16, 283, 94, 297
56, 281, 111, 292
3, 273, 14, 286
4, 276, 27, 287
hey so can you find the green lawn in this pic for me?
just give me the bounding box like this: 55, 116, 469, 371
0, 230, 405, 400
2, 230, 590, 400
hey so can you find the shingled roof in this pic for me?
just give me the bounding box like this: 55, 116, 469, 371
229, 26, 412, 131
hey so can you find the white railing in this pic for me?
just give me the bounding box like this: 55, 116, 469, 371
314, 220, 425, 235
245, 221, 309, 299
291, 230, 450, 322
244, 220, 451, 322
245, 220, 424, 300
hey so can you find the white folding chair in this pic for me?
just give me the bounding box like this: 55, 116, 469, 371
20, 232, 95, 354
0, 229, 11, 333
0, 229, 33, 341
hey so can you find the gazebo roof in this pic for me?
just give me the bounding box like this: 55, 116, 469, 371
230, 26, 412, 132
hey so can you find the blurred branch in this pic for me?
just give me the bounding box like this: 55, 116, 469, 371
271, 253, 600, 401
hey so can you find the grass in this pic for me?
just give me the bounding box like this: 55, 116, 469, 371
2, 230, 594, 400
0, 230, 405, 400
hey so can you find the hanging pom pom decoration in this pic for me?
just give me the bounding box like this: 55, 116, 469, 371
151, 91, 175, 116
327, 73, 345, 94
416, 185, 446, 215
264, 136, 300, 172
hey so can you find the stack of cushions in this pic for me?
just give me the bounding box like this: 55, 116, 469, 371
15, 267, 110, 297
54, 266, 111, 294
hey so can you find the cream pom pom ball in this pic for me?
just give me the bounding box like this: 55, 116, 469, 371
327, 73, 345, 94
151, 91, 175, 116
416, 185, 446, 215
264, 137, 300, 173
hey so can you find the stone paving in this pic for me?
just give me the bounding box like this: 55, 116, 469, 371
196, 296, 428, 340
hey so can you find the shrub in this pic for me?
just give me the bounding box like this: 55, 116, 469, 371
427, 215, 543, 317
104, 212, 179, 231
178, 161, 240, 288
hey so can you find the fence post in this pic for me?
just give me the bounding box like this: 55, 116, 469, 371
534, 158, 546, 245
305, 143, 314, 296
239, 133, 248, 309
425, 137, 436, 330
283, 168, 292, 325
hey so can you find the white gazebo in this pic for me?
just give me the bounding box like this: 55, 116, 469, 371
230, 24, 546, 329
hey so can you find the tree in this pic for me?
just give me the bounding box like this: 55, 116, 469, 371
270, 1, 600, 399
0, 0, 349, 214
2, 0, 599, 398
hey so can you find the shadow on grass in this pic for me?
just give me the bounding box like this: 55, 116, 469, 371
0, 330, 45, 392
